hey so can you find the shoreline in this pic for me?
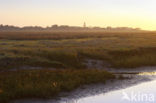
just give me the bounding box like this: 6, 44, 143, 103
11, 72, 156, 103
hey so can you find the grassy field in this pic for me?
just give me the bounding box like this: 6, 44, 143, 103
0, 31, 156, 102
0, 31, 156, 70
0, 69, 115, 103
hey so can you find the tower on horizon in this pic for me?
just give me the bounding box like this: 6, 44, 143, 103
83, 22, 86, 28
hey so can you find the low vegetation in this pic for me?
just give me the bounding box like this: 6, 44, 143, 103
0, 31, 153, 40
0, 31, 156, 102
0, 69, 115, 103
0, 31, 156, 70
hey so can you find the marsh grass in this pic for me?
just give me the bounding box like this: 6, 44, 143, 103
0, 31, 156, 102
0, 69, 115, 103
0, 31, 156, 69
1, 47, 156, 70
108, 47, 156, 68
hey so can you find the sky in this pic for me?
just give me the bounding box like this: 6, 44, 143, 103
0, 0, 156, 30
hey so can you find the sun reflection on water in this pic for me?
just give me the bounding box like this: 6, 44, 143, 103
138, 72, 156, 76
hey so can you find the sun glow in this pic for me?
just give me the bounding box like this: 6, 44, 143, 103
0, 0, 156, 30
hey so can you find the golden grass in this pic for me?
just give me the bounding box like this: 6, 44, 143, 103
0, 31, 156, 69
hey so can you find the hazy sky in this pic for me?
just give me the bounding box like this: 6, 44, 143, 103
0, 0, 156, 30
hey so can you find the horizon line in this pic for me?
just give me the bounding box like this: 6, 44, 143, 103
0, 24, 143, 29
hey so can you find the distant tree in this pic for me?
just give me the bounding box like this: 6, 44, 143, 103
51, 24, 58, 28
